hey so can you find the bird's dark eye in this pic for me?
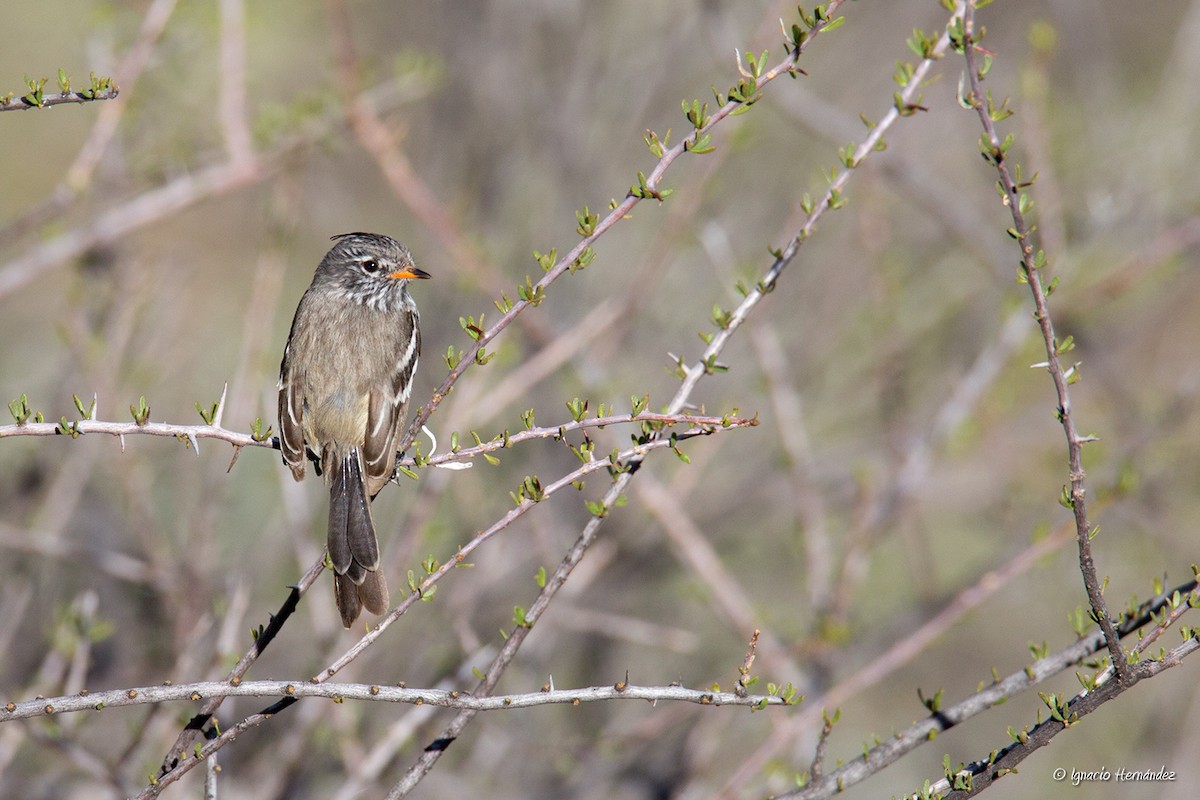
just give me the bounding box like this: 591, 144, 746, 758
362, 259, 380, 274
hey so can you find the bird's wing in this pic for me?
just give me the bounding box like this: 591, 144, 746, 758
361, 309, 420, 497
278, 338, 308, 481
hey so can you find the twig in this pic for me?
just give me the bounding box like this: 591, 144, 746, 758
735, 629, 760, 698
0, 0, 177, 244
0, 416, 267, 448
0, 86, 119, 112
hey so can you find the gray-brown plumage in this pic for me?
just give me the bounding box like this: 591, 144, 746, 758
278, 232, 429, 627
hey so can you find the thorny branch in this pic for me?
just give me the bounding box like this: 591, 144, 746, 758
389, 7, 858, 797
782, 576, 1200, 800
959, 0, 1128, 684
2, 679, 787, 723
0, 399, 754, 471
398, 0, 849, 453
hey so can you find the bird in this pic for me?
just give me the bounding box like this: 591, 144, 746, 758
277, 232, 430, 627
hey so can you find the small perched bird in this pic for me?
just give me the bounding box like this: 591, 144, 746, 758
278, 232, 430, 627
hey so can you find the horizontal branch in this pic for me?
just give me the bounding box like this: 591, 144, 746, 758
0, 398, 754, 469
415, 411, 757, 469
0, 86, 120, 112
0, 679, 789, 722
0, 416, 266, 450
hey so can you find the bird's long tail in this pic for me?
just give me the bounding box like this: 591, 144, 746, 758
328, 450, 390, 627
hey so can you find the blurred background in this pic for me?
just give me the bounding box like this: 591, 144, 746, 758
1, 1, 1198, 798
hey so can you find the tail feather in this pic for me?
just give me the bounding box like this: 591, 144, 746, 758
327, 457, 353, 575
358, 570, 390, 616
328, 450, 390, 627
334, 573, 362, 628
344, 454, 379, 571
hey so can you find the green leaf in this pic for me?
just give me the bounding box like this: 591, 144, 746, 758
575, 206, 598, 237
569, 247, 595, 273
1058, 484, 1074, 509
130, 395, 150, 426
249, 417, 273, 442
684, 132, 714, 154
8, 394, 40, 425
444, 345, 462, 370
566, 397, 588, 422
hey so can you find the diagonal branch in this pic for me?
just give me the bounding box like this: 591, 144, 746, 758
936, 593, 1200, 799
142, 422, 753, 794
389, 5, 961, 796
396, 1, 850, 453
781, 577, 1199, 800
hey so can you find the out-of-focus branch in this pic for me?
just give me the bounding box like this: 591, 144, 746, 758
635, 473, 802, 680
0, 521, 158, 587
0, 160, 266, 300
751, 324, 833, 614
217, 0, 254, 166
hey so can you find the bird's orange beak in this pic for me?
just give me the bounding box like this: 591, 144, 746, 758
389, 266, 432, 280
